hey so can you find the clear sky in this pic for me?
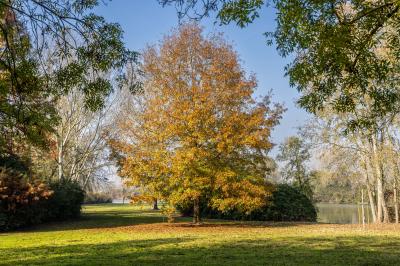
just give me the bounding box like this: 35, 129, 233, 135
95, 1, 310, 151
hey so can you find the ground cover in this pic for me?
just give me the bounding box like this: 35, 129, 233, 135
1, 204, 400, 265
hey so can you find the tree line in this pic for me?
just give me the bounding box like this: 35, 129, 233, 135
1, 0, 400, 227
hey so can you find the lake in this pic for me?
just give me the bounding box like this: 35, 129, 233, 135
112, 199, 129, 204
317, 203, 373, 224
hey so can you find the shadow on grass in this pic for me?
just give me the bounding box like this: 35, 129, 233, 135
173, 220, 318, 228
4, 204, 400, 265
27, 214, 317, 233
2, 235, 400, 265
22, 208, 174, 232
17, 203, 316, 233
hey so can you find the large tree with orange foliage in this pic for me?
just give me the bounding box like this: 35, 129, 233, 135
110, 24, 284, 223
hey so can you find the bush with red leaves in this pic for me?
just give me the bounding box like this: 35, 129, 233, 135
0, 167, 53, 230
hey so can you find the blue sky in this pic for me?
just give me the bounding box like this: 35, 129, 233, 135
95, 1, 310, 150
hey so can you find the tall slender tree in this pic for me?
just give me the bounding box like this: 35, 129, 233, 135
276, 136, 313, 199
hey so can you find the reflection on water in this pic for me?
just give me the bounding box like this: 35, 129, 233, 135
317, 203, 373, 224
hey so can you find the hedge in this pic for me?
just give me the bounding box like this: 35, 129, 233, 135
176, 183, 317, 222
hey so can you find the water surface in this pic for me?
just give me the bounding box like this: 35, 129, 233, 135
317, 203, 372, 224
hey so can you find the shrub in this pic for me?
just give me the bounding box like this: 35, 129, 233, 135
0, 169, 85, 231
257, 184, 317, 222
45, 179, 85, 220
84, 192, 112, 204
0, 167, 53, 230
176, 184, 317, 222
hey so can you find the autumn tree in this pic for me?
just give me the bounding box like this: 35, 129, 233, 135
110, 23, 283, 223
108, 85, 167, 210
162, 0, 400, 225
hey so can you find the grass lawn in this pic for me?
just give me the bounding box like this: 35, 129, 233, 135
1, 204, 400, 265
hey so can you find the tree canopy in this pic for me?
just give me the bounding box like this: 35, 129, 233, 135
161, 0, 400, 129
110, 23, 283, 223
0, 1, 137, 159
159, 0, 265, 27
274, 0, 400, 129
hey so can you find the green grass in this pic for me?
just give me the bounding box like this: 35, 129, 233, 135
1, 204, 400, 265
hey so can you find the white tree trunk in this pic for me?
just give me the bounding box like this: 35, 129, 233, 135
58, 136, 64, 180
395, 180, 399, 223
363, 157, 377, 223
361, 188, 365, 226
372, 134, 384, 223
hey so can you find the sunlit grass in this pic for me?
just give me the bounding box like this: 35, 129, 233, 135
1, 204, 400, 265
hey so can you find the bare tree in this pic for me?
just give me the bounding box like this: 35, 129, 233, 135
54, 88, 124, 191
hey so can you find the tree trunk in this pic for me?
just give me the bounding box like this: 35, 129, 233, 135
193, 197, 201, 224
379, 129, 390, 223
380, 163, 389, 223
372, 134, 385, 223
383, 201, 390, 223
366, 181, 377, 223
152, 199, 159, 210
376, 175, 384, 223
363, 158, 377, 223
388, 134, 400, 224
361, 189, 365, 226
58, 136, 64, 180
395, 181, 399, 223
